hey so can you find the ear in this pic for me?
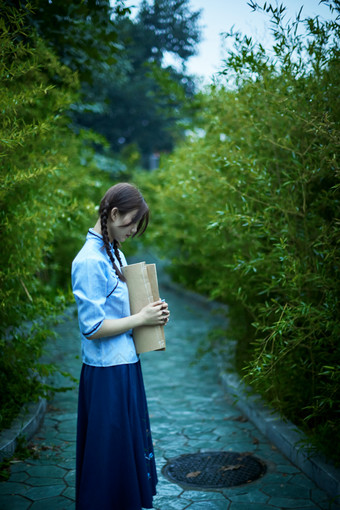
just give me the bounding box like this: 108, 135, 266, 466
110, 207, 119, 222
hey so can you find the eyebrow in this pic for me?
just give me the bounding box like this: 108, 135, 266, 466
120, 216, 138, 228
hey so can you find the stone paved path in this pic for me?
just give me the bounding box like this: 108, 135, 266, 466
0, 253, 336, 509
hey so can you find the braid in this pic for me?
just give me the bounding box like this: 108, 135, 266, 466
100, 208, 126, 282
97, 183, 149, 282
113, 240, 124, 267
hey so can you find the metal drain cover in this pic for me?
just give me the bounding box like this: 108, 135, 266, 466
162, 451, 266, 489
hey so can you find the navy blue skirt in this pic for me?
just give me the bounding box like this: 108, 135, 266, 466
76, 360, 157, 510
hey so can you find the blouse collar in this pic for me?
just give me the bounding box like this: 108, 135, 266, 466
88, 228, 103, 241
87, 228, 115, 251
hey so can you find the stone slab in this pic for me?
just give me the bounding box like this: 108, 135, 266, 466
221, 371, 340, 504
0, 399, 46, 463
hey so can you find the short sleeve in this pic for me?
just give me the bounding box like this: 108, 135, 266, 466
71, 257, 108, 337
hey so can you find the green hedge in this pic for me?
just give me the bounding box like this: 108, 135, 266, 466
134, 3, 340, 462
0, 4, 112, 430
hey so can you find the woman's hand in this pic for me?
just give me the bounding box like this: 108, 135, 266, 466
88, 299, 170, 339
138, 299, 170, 327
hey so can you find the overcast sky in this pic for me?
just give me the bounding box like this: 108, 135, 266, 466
186, 0, 333, 82
128, 0, 334, 83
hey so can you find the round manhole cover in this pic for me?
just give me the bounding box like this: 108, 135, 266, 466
162, 451, 266, 489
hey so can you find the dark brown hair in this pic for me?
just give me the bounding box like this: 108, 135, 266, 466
99, 183, 149, 281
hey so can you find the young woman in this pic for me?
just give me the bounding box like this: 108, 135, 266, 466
71, 183, 169, 510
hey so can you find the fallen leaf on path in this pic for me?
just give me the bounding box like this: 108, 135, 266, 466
232, 415, 248, 422
220, 464, 243, 472
186, 471, 201, 478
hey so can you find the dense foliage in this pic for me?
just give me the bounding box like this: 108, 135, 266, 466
6, 0, 125, 85
10, 0, 202, 166
0, 0, 202, 431
0, 2, 113, 429
134, 1, 340, 461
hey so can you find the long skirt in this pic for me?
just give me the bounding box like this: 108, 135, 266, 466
76, 360, 158, 510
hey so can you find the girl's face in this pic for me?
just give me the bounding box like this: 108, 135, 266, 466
108, 208, 139, 244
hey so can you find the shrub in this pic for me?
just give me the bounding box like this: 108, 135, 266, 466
0, 3, 112, 429
134, 1, 340, 461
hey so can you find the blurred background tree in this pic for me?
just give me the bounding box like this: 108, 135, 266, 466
8, 0, 202, 166
73, 0, 202, 166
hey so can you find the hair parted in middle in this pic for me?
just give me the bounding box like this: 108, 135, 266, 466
99, 182, 149, 281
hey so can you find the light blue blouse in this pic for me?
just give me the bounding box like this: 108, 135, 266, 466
71, 229, 138, 367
